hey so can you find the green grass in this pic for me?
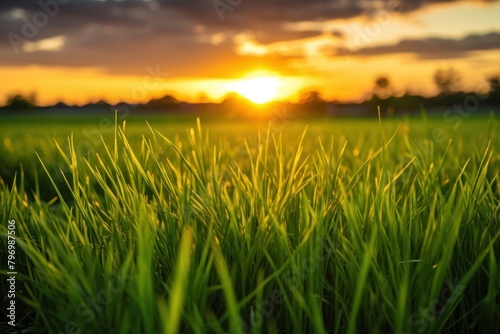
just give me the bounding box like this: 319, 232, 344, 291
0, 114, 499, 333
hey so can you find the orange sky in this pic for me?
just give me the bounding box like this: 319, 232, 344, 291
1, 1, 500, 106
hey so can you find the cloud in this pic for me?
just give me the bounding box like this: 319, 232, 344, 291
344, 32, 500, 59
23, 35, 65, 52
0, 0, 499, 76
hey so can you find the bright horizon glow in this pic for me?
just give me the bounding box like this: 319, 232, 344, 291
230, 76, 283, 104
0, 66, 309, 106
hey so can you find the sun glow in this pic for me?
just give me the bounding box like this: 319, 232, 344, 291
232, 76, 282, 104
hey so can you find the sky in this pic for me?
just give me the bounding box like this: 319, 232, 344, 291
1, 0, 500, 106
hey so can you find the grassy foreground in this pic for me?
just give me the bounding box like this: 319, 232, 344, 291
1, 115, 499, 333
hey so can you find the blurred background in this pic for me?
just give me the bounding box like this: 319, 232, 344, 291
0, 0, 499, 117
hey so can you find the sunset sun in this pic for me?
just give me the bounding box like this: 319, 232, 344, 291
232, 76, 282, 104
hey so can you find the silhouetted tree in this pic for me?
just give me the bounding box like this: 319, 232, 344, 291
488, 75, 500, 94
434, 68, 462, 95
299, 91, 324, 104
373, 76, 393, 99
218, 92, 256, 117
5, 93, 36, 109
147, 95, 179, 108
486, 75, 500, 104
221, 92, 250, 105
298, 91, 327, 115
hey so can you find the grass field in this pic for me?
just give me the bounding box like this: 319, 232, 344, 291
1, 113, 499, 333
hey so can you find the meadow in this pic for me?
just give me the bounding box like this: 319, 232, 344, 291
0, 113, 499, 333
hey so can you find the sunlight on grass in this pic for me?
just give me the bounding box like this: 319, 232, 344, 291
0, 116, 499, 333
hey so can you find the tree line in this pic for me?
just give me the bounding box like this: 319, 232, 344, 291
2, 69, 499, 113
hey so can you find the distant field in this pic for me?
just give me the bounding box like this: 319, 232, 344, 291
1, 113, 499, 333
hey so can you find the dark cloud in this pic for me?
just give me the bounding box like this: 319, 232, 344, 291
165, 0, 364, 26
0, 30, 294, 77
1, 0, 499, 76
343, 32, 500, 59
163, 0, 500, 26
